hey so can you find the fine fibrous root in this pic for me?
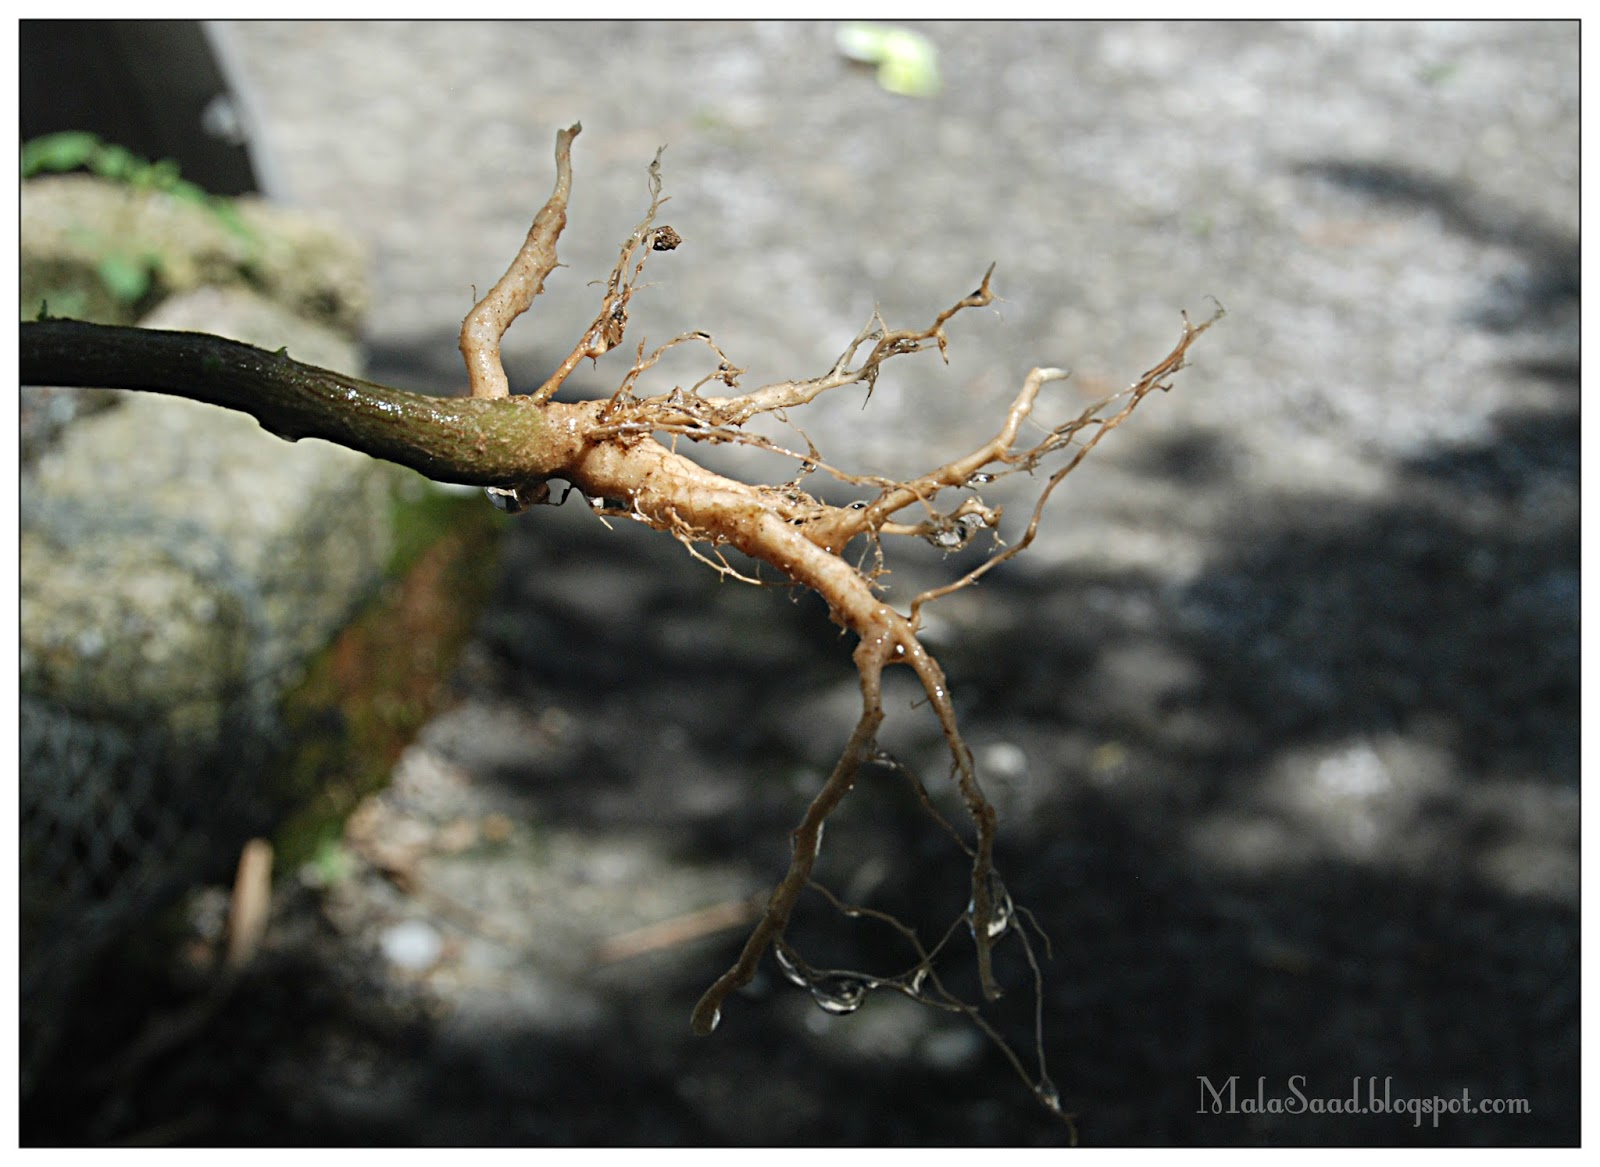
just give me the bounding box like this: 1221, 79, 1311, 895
463, 126, 1219, 1128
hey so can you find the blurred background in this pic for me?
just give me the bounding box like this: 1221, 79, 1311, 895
20, 20, 1577, 1145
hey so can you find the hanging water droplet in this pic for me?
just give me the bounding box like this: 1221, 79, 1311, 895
774, 944, 810, 989
968, 873, 1014, 940
1035, 1078, 1063, 1113
966, 471, 995, 486
986, 891, 1014, 939
808, 973, 870, 1015
486, 486, 527, 514
906, 965, 930, 998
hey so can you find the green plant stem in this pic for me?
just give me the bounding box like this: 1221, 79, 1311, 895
20, 319, 553, 486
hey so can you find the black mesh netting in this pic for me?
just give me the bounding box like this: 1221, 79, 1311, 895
18, 497, 294, 1096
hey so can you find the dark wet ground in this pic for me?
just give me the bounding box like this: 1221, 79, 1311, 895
23, 21, 1577, 1146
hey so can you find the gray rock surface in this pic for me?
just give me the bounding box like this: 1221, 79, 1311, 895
23, 291, 391, 724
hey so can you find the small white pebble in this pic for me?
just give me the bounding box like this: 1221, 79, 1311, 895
980, 741, 1028, 780
380, 919, 443, 971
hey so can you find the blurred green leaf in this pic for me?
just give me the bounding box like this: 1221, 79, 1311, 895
87, 143, 138, 181
95, 253, 153, 304
310, 836, 354, 887
836, 23, 941, 98
21, 131, 102, 178
163, 177, 212, 207
204, 193, 256, 240
134, 156, 184, 191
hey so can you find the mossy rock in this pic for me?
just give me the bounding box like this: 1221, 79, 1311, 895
20, 173, 366, 331
271, 480, 506, 869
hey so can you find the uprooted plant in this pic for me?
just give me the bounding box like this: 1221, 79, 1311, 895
21, 123, 1219, 1133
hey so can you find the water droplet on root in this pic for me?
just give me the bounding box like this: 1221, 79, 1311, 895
486, 486, 527, 514
808, 973, 871, 1016
774, 944, 810, 989
906, 965, 930, 998
968, 873, 1014, 940
986, 893, 1014, 940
